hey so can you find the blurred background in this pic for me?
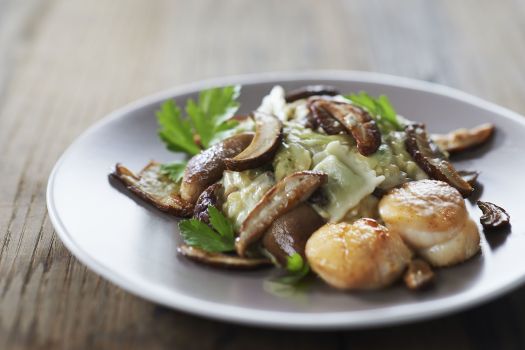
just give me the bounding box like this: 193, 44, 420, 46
2, 0, 525, 349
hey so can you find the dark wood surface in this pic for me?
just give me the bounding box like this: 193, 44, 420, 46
2, 0, 525, 349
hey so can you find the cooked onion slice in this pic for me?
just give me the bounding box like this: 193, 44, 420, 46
432, 123, 494, 153
309, 99, 381, 155
111, 162, 193, 217
181, 133, 253, 203
285, 85, 339, 103
405, 124, 473, 197
224, 112, 282, 171
236, 171, 327, 257
177, 244, 272, 269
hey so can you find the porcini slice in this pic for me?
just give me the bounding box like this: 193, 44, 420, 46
307, 100, 346, 135
111, 162, 193, 217
262, 204, 325, 266
236, 171, 328, 257
177, 244, 272, 269
224, 112, 282, 171
432, 123, 494, 153
193, 183, 223, 224
181, 133, 253, 204
309, 99, 381, 155
405, 124, 473, 197
284, 85, 339, 103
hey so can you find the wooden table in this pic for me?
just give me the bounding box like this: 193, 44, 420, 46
2, 0, 525, 348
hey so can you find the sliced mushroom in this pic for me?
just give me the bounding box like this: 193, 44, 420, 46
307, 100, 346, 135
193, 183, 223, 224
111, 162, 193, 217
405, 124, 473, 197
458, 170, 480, 187
236, 171, 328, 257
477, 201, 510, 230
224, 112, 282, 171
432, 123, 494, 153
177, 244, 272, 269
262, 204, 325, 266
309, 99, 381, 155
403, 259, 435, 290
285, 85, 339, 103
181, 133, 253, 204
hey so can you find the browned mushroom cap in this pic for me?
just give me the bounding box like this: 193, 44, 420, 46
111, 162, 193, 217
193, 183, 223, 224
307, 100, 346, 135
262, 204, 325, 266
403, 259, 435, 290
477, 201, 510, 230
405, 124, 473, 197
284, 85, 340, 103
236, 171, 327, 257
177, 244, 272, 269
432, 123, 494, 153
224, 112, 282, 171
180, 133, 253, 204
309, 99, 381, 155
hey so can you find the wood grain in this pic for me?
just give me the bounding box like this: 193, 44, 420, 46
1, 0, 525, 349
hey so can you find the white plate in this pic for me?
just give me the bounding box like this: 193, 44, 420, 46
47, 71, 525, 329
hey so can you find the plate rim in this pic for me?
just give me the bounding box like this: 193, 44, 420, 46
46, 70, 525, 329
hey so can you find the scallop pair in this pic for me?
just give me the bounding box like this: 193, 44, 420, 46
306, 179, 480, 290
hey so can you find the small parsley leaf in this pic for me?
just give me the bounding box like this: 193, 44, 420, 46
207, 206, 234, 240
347, 92, 402, 130
186, 85, 241, 148
157, 85, 241, 155
157, 100, 201, 155
159, 161, 187, 182
178, 218, 235, 253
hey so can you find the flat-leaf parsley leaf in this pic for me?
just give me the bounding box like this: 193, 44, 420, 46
178, 206, 235, 253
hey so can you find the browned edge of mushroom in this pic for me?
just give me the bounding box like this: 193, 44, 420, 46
307, 99, 346, 135
432, 123, 495, 153
403, 259, 435, 290
284, 85, 340, 103
236, 171, 328, 257
309, 99, 381, 155
224, 111, 282, 171
111, 162, 193, 217
180, 133, 254, 204
262, 204, 325, 266
458, 170, 480, 187
477, 201, 510, 230
193, 183, 223, 223
405, 123, 473, 197
177, 244, 272, 270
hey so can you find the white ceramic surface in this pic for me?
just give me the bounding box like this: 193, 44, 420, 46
47, 71, 525, 329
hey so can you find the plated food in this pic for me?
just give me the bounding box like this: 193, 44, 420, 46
111, 84, 509, 292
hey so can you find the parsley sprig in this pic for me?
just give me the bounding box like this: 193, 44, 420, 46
178, 206, 235, 253
159, 161, 187, 182
157, 85, 241, 156
347, 91, 402, 130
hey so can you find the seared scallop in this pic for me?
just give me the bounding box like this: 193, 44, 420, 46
305, 219, 412, 290
379, 179, 480, 267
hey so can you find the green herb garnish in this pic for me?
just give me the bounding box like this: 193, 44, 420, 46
274, 253, 310, 285
159, 161, 187, 182
178, 206, 235, 253
157, 85, 241, 155
347, 92, 402, 130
